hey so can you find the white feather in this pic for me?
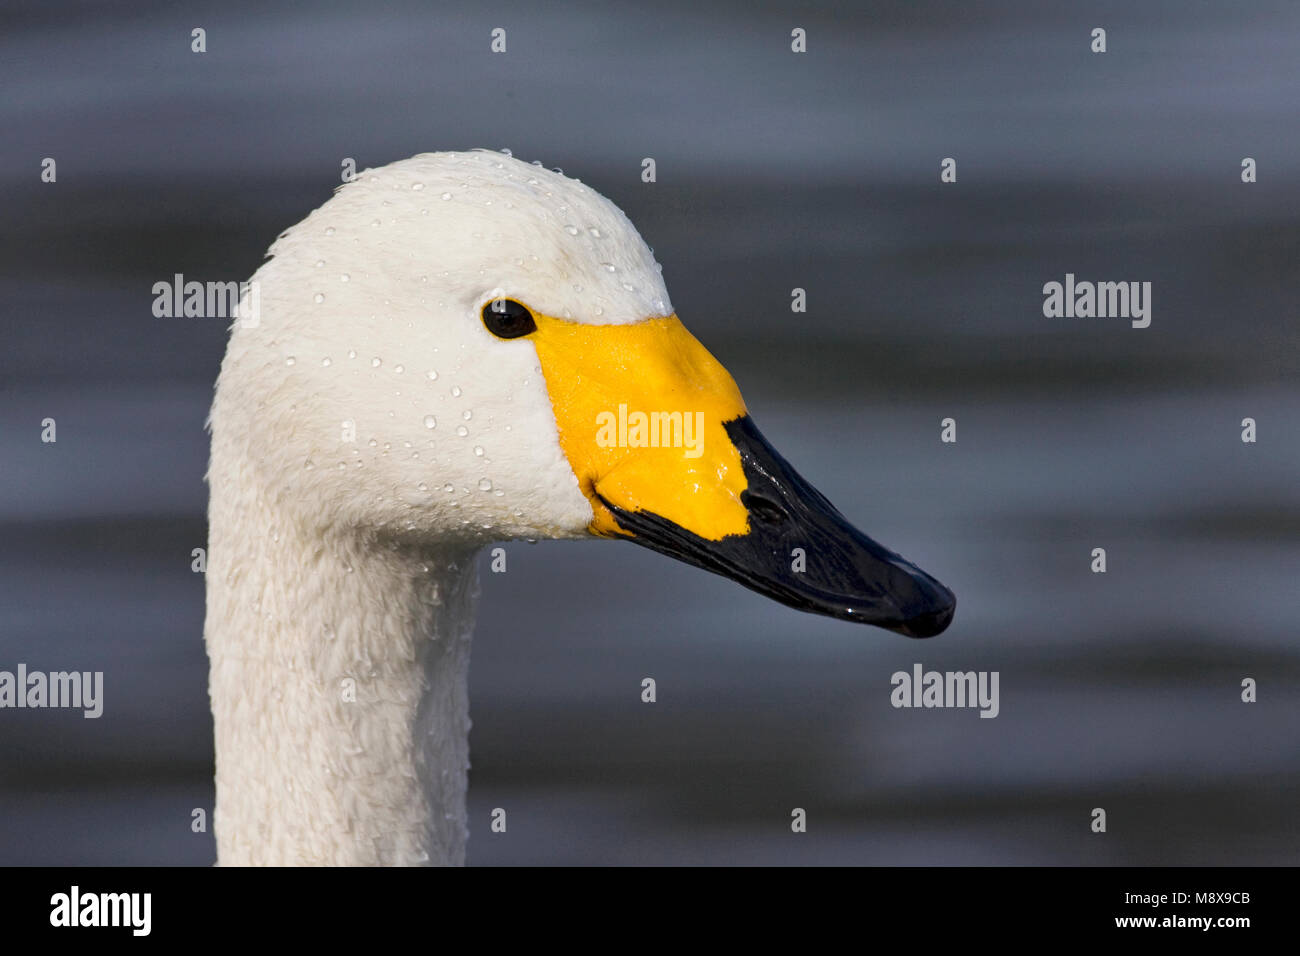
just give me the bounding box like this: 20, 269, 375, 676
206, 151, 669, 865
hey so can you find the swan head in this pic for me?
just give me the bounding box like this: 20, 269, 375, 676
216, 150, 954, 637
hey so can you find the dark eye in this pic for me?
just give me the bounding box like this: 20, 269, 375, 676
481, 298, 537, 339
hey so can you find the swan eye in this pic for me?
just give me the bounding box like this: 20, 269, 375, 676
481, 298, 537, 339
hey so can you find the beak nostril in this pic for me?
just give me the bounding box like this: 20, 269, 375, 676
740, 489, 789, 526
600, 414, 956, 636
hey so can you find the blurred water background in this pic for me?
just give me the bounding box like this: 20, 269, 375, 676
1, 0, 1297, 864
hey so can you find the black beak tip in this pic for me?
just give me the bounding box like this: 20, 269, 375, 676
598, 416, 960, 640
892, 588, 956, 638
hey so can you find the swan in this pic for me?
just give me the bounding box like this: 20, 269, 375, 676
205, 150, 955, 866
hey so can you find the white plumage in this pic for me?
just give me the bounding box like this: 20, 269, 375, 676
206, 151, 672, 865
205, 149, 956, 866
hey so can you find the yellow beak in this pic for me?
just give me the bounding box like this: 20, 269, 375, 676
532, 313, 751, 541
530, 311, 956, 637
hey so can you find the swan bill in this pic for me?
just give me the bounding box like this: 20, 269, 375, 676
528, 313, 955, 637
595, 416, 956, 637
530, 312, 751, 541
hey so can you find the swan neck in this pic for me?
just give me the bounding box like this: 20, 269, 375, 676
205, 481, 479, 866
